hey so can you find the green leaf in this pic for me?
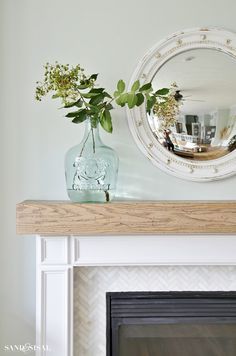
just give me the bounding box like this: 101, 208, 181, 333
155, 88, 169, 96
75, 99, 83, 108
139, 83, 152, 92
115, 93, 128, 107
115, 96, 122, 106
127, 92, 138, 109
100, 109, 113, 133
83, 91, 101, 98
146, 96, 156, 114
97, 102, 113, 111
86, 110, 98, 115
66, 107, 88, 118
120, 93, 128, 104
77, 84, 90, 90
114, 90, 120, 98
117, 80, 125, 93
64, 99, 82, 108
72, 115, 87, 124
144, 89, 153, 100
136, 93, 144, 106
131, 80, 140, 92
85, 104, 100, 113
89, 73, 98, 81
64, 101, 77, 108
65, 110, 82, 118
89, 93, 106, 106
70, 109, 87, 123
89, 88, 105, 94
103, 91, 112, 99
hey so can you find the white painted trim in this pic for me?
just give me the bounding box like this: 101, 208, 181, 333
36, 237, 73, 356
40, 237, 70, 265
127, 27, 236, 181
36, 234, 236, 355
72, 235, 236, 266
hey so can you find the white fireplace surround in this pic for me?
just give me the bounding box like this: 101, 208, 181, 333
36, 234, 236, 356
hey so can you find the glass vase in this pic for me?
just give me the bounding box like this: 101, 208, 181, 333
65, 119, 119, 203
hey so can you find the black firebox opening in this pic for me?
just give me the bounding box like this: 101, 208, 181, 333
106, 291, 236, 356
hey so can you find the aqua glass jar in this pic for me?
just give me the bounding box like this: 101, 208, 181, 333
65, 119, 119, 203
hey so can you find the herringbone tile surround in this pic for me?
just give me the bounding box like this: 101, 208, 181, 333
74, 266, 236, 355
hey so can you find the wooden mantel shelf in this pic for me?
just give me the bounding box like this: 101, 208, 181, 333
16, 200, 236, 236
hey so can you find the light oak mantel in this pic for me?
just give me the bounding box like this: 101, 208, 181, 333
16, 200, 236, 236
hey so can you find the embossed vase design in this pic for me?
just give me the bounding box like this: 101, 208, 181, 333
65, 119, 119, 203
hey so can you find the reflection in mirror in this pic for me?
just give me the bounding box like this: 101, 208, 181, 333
149, 49, 236, 160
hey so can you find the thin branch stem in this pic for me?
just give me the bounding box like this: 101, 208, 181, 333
77, 89, 90, 109
79, 129, 91, 157
91, 128, 95, 154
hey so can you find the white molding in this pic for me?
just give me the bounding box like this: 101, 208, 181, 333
127, 27, 236, 181
72, 235, 236, 266
36, 237, 73, 356
40, 237, 70, 265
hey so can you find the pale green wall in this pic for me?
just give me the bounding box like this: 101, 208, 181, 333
1, 0, 236, 353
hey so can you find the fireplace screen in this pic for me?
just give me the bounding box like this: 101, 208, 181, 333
106, 292, 236, 356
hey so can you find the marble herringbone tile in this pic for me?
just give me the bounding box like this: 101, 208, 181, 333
73, 266, 236, 356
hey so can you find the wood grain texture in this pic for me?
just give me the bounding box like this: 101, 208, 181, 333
16, 200, 236, 236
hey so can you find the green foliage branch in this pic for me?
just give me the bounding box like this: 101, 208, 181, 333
35, 62, 170, 133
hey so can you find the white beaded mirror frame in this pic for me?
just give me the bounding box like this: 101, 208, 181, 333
127, 27, 236, 181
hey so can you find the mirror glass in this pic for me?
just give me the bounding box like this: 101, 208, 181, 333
149, 48, 236, 160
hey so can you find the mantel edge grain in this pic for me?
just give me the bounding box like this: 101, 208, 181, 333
16, 200, 236, 236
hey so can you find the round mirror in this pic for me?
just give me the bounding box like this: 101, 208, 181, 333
150, 48, 236, 161
127, 28, 236, 181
